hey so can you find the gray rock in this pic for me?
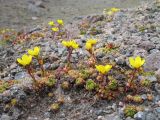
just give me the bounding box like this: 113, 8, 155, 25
146, 76, 157, 82
146, 112, 156, 120
134, 111, 145, 120
44, 112, 51, 118
10, 63, 17, 70
96, 52, 106, 59
27, 116, 39, 120
126, 117, 135, 120
50, 63, 59, 70
0, 114, 11, 120
12, 108, 23, 120
28, 4, 39, 13
155, 69, 160, 82
95, 43, 105, 49
141, 94, 147, 100
144, 51, 160, 71
10, 86, 27, 101
149, 49, 159, 54
57, 48, 66, 57
138, 41, 155, 51
155, 83, 160, 94
44, 63, 51, 70
133, 49, 148, 57
155, 107, 160, 113
150, 37, 160, 44
14, 72, 28, 80
103, 113, 122, 120
115, 56, 126, 65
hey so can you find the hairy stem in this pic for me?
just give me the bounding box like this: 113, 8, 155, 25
37, 57, 45, 77
67, 48, 72, 67
26, 66, 37, 84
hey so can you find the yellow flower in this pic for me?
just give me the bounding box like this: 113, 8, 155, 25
17, 54, 32, 66
62, 40, 79, 49
111, 7, 120, 13
87, 39, 97, 45
107, 11, 114, 16
129, 56, 145, 69
85, 39, 97, 50
28, 46, 40, 57
85, 42, 92, 50
95, 64, 112, 74
51, 27, 59, 32
57, 19, 64, 25
48, 21, 55, 26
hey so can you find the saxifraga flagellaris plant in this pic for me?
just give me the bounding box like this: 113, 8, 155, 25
95, 64, 112, 85
28, 46, 45, 76
57, 19, 64, 27
127, 56, 145, 90
48, 21, 55, 26
62, 40, 79, 67
17, 54, 37, 83
51, 27, 59, 39
85, 39, 97, 64
124, 105, 137, 118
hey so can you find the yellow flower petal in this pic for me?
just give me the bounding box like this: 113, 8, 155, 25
107, 11, 113, 15
34, 46, 40, 56
51, 27, 59, 32
105, 65, 112, 73
28, 49, 34, 56
22, 54, 29, 61
17, 54, 32, 66
111, 8, 120, 13
17, 58, 26, 66
62, 40, 79, 49
87, 39, 97, 45
95, 65, 105, 74
57, 19, 64, 25
28, 46, 40, 56
141, 59, 145, 66
48, 21, 55, 26
62, 41, 68, 47
85, 43, 92, 50
129, 57, 135, 68
129, 56, 145, 69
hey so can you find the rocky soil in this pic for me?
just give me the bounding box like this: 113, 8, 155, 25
0, 0, 160, 120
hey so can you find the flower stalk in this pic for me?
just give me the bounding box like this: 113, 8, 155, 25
17, 54, 37, 83
26, 65, 37, 84
62, 40, 79, 67
85, 39, 97, 63
28, 46, 45, 77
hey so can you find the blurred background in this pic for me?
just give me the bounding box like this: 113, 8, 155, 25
0, 0, 152, 29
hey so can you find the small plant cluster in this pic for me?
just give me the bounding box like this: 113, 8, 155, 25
0, 28, 45, 45
0, 80, 18, 93
78, 16, 103, 36
48, 19, 67, 39
103, 7, 120, 16
17, 46, 57, 89
103, 7, 120, 22
12, 19, 153, 118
